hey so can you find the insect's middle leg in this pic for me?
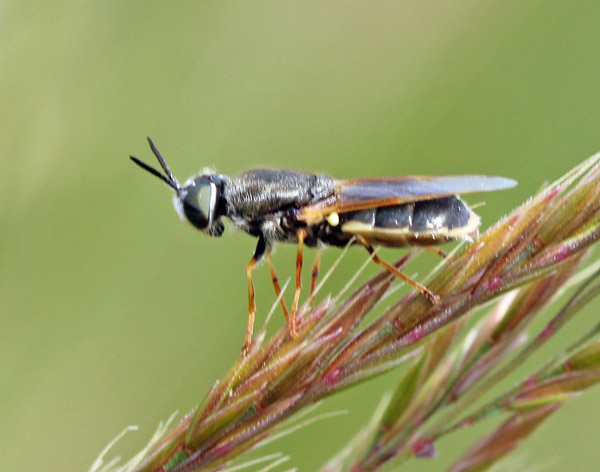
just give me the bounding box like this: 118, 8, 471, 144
357, 236, 440, 304
265, 253, 289, 320
309, 248, 322, 309
289, 228, 308, 338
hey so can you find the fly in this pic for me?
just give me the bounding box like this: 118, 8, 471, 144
130, 138, 517, 354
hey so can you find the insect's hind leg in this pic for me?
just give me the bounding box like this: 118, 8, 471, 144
357, 236, 440, 304
265, 253, 289, 320
424, 247, 448, 258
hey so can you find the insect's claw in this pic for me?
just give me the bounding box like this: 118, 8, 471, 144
427, 291, 440, 304
288, 304, 299, 339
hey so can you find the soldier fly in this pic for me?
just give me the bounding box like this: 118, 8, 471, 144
131, 138, 516, 354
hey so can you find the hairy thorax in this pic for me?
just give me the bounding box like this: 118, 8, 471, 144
223, 169, 334, 240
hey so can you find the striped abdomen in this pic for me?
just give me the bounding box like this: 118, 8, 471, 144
318, 196, 480, 248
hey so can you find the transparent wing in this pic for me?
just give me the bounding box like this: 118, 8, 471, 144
299, 175, 516, 220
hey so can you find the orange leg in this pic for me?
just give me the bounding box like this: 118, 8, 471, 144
358, 237, 439, 304
265, 253, 289, 320
289, 228, 308, 338
242, 236, 268, 355
309, 248, 322, 309
243, 256, 258, 355
424, 247, 448, 258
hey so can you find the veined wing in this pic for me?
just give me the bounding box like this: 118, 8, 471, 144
299, 175, 516, 223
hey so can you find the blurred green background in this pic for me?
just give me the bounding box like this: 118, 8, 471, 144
3, 2, 600, 471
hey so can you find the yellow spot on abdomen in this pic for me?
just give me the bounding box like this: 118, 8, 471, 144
326, 212, 340, 226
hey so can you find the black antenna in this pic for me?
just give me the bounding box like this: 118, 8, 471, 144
147, 137, 180, 188
129, 137, 181, 191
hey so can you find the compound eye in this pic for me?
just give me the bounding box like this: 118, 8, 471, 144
182, 181, 213, 230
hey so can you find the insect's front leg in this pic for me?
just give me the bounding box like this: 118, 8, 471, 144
243, 235, 267, 355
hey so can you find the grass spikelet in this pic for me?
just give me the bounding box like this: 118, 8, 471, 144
101, 152, 600, 472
